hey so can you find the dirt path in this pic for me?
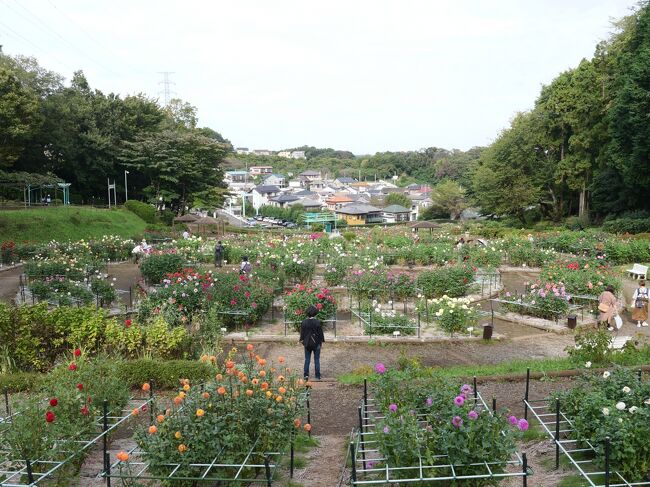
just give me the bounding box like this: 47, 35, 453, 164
0, 266, 23, 303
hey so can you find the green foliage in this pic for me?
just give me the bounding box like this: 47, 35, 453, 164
125, 200, 158, 224
427, 296, 479, 336
258, 204, 305, 223
602, 217, 650, 234
566, 328, 613, 365
555, 368, 650, 480
384, 192, 412, 209
139, 252, 186, 284
417, 266, 474, 298
284, 285, 336, 330
429, 179, 468, 219
104, 317, 191, 360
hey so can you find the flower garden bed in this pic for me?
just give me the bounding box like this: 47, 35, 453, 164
524, 367, 650, 486
348, 365, 531, 485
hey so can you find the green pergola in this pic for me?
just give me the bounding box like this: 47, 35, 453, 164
0, 171, 70, 206
301, 211, 337, 232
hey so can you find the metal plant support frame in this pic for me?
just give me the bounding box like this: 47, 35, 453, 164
348, 379, 531, 485
522, 368, 650, 487
103, 388, 312, 486
0, 396, 153, 486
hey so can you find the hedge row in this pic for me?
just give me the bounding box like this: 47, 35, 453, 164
0, 359, 216, 393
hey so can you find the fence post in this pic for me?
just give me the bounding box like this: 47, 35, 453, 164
555, 398, 560, 470
306, 395, 311, 437
417, 312, 421, 338
3, 387, 9, 416
358, 406, 366, 470
604, 436, 611, 487
103, 400, 109, 475
522, 452, 528, 487
25, 459, 35, 483
105, 450, 111, 487
473, 376, 478, 402
524, 368, 530, 420
349, 442, 357, 482
129, 286, 133, 309
290, 436, 295, 478
492, 397, 497, 412
264, 455, 272, 487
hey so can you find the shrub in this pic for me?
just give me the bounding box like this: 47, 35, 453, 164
602, 217, 650, 234
427, 296, 478, 336
566, 328, 613, 365
139, 252, 186, 284
284, 284, 337, 330
0, 371, 43, 392
417, 266, 474, 299
125, 200, 157, 224
501, 282, 571, 320
116, 359, 216, 389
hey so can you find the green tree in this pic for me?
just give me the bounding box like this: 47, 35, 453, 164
121, 129, 228, 213
384, 192, 412, 208
0, 66, 41, 168
428, 180, 468, 219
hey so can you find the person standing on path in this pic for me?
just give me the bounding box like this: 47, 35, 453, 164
214, 241, 224, 268
300, 306, 324, 380
239, 255, 252, 275
631, 281, 649, 327
598, 285, 618, 330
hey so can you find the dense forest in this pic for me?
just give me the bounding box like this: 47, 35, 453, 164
0, 55, 230, 212
2, 1, 650, 222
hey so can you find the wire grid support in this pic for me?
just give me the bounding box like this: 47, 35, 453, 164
522, 367, 650, 487
103, 387, 312, 485
348, 378, 530, 485
0, 395, 154, 486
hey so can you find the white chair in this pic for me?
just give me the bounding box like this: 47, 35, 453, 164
627, 264, 648, 280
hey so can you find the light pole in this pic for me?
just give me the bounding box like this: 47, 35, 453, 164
124, 170, 129, 201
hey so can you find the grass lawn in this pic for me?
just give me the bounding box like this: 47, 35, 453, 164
0, 206, 147, 243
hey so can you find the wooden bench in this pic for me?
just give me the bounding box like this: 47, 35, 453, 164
627, 264, 648, 280
610, 336, 631, 350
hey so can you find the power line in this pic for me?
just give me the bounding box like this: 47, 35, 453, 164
158, 71, 176, 105
1, 0, 121, 77
0, 18, 75, 72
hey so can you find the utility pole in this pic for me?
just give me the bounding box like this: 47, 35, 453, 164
124, 170, 129, 201
158, 71, 176, 106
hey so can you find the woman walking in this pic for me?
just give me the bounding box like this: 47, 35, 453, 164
299, 306, 324, 380
631, 281, 649, 328
598, 285, 618, 330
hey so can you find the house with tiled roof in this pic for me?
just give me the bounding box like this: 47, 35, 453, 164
252, 185, 280, 211
325, 194, 354, 211
335, 203, 383, 226
382, 204, 411, 223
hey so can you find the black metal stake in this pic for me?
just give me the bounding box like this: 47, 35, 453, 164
103, 400, 109, 475
290, 436, 295, 478
306, 396, 311, 437
149, 379, 154, 423
524, 368, 530, 420
25, 459, 34, 483
492, 397, 497, 412
604, 436, 610, 487
522, 452, 528, 487
363, 379, 368, 411
264, 456, 272, 487
3, 387, 9, 416
358, 406, 366, 470
349, 442, 357, 482
555, 398, 560, 470
473, 376, 478, 402
105, 451, 111, 487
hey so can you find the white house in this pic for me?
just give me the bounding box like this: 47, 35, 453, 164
235, 147, 250, 154
382, 204, 412, 223
291, 151, 306, 159
262, 173, 286, 188
250, 166, 273, 176
252, 185, 281, 211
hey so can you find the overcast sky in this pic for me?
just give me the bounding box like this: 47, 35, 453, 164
0, 0, 637, 154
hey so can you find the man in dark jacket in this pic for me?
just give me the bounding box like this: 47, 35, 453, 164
214, 241, 224, 267
299, 306, 324, 380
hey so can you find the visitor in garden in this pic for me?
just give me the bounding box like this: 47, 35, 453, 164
214, 240, 224, 267
300, 305, 324, 380
598, 285, 619, 330
239, 255, 252, 275
631, 281, 649, 327
182, 229, 190, 239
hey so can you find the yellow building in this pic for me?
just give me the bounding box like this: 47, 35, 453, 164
335, 203, 383, 226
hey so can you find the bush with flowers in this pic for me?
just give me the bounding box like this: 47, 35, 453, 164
427, 296, 478, 336
417, 265, 475, 299
554, 367, 650, 480
283, 254, 316, 283
139, 251, 186, 284
323, 256, 349, 287
348, 268, 389, 301
2, 350, 129, 478
133, 346, 311, 481
541, 257, 621, 295
502, 281, 571, 320
283, 284, 336, 330
372, 364, 522, 483
362, 302, 416, 336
